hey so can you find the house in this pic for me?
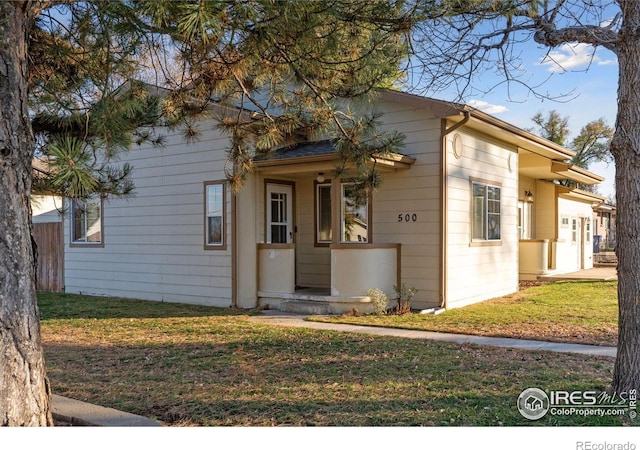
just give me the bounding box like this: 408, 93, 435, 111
59, 90, 605, 313
593, 203, 616, 250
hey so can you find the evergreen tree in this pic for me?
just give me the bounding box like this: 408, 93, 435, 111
1, 0, 413, 425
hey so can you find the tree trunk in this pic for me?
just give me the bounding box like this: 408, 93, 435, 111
611, 1, 640, 394
0, 3, 52, 425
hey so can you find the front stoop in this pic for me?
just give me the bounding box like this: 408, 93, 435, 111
259, 290, 374, 315
281, 300, 331, 315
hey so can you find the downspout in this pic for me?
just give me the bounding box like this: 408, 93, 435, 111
231, 191, 238, 308
439, 111, 471, 309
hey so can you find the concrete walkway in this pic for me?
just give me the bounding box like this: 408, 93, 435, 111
52, 394, 162, 426
538, 265, 617, 282
249, 311, 617, 358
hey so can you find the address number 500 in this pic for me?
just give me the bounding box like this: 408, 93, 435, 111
398, 213, 418, 222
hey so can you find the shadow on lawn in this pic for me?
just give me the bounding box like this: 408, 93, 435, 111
42, 321, 623, 427
37, 291, 253, 320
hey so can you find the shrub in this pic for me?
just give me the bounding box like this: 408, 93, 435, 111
367, 288, 388, 315
392, 283, 417, 315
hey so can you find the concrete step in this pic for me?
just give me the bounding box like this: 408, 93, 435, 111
280, 300, 331, 315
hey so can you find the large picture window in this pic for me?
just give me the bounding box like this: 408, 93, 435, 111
315, 181, 371, 244
205, 181, 225, 249
471, 181, 501, 242
71, 196, 102, 245
341, 183, 369, 243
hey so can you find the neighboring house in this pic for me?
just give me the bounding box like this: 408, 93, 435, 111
60, 90, 605, 312
593, 203, 616, 250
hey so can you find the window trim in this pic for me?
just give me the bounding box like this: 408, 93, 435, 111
469, 178, 502, 246
204, 180, 227, 250
69, 196, 104, 248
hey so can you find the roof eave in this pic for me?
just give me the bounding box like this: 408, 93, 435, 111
551, 161, 605, 185
558, 186, 606, 204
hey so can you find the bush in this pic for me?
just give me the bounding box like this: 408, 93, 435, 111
392, 283, 417, 315
367, 288, 388, 315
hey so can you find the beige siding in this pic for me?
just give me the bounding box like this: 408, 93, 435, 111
295, 177, 331, 288
534, 180, 558, 240
64, 121, 234, 307
371, 100, 443, 309
445, 129, 519, 309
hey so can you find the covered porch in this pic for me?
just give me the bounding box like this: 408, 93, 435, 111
517, 147, 605, 280
252, 141, 413, 314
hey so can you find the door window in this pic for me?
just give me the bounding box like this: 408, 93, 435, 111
266, 184, 293, 244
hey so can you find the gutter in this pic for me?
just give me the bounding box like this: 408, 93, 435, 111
439, 111, 471, 309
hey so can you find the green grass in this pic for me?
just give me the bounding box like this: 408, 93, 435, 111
37, 291, 632, 426
311, 281, 619, 346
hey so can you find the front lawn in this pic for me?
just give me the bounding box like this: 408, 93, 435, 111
311, 281, 618, 346
38, 291, 629, 426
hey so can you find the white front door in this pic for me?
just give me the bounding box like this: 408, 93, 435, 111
573, 218, 583, 269
266, 183, 293, 244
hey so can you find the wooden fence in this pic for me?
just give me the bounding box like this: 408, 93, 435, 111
33, 222, 64, 292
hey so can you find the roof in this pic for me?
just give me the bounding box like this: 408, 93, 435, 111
379, 89, 604, 186
379, 89, 577, 160
256, 140, 337, 161
254, 140, 416, 173
557, 186, 606, 204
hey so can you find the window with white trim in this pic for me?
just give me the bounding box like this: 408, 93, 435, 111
471, 181, 501, 241
205, 181, 225, 248
71, 196, 102, 244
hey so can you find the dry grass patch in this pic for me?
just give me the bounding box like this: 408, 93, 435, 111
312, 281, 618, 346
38, 292, 630, 426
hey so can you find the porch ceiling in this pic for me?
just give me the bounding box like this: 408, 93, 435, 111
519, 150, 604, 185
254, 140, 416, 175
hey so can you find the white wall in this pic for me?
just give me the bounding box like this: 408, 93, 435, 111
32, 195, 63, 223
555, 196, 594, 273
445, 129, 519, 309
64, 120, 233, 307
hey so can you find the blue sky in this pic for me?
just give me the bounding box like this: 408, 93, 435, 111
444, 41, 619, 201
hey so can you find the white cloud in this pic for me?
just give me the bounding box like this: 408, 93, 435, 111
540, 43, 617, 73
467, 100, 508, 114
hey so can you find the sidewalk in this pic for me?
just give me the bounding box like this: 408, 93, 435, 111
52, 395, 162, 427
249, 311, 617, 358
538, 266, 617, 282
